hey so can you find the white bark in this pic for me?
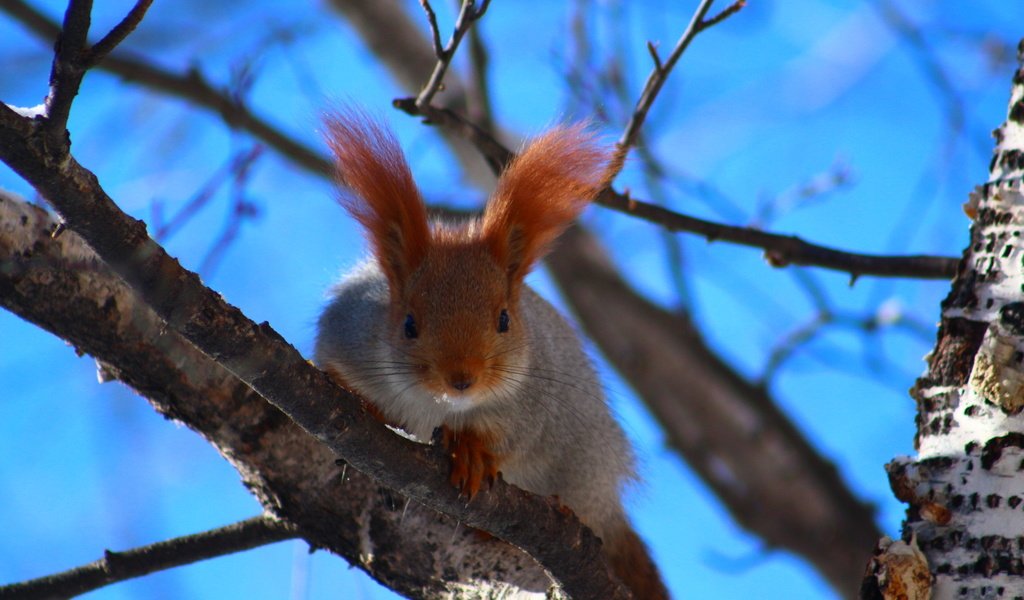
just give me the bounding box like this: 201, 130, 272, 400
885, 43, 1024, 599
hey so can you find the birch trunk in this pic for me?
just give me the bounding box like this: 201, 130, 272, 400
879, 41, 1024, 599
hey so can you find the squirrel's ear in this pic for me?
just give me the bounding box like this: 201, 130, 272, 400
482, 124, 611, 285
324, 110, 430, 297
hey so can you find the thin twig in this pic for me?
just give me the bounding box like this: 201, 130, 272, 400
3, 0, 956, 281
394, 97, 511, 171
415, 0, 492, 108
646, 40, 663, 72
154, 146, 263, 241
85, 0, 153, 67
1, 0, 331, 178
418, 0, 444, 58
0, 516, 298, 600
606, 0, 744, 184
700, 0, 746, 30
198, 147, 264, 276
395, 100, 958, 280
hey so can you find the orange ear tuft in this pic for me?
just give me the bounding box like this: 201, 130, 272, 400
323, 109, 430, 297
482, 124, 611, 284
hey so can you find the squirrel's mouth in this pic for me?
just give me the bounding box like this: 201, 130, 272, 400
431, 391, 477, 412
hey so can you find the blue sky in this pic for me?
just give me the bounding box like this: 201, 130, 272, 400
1, 1, 1020, 598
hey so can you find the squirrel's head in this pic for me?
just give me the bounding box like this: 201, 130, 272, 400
324, 110, 610, 409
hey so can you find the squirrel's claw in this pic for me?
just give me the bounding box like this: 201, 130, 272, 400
443, 425, 500, 500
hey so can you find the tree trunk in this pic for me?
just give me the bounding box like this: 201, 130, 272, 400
879, 40, 1024, 599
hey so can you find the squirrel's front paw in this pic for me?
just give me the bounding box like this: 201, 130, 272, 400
442, 426, 501, 499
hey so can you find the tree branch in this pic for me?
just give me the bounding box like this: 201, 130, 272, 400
0, 191, 567, 598
415, 0, 491, 108
0, 113, 626, 598
84, 0, 153, 67
0, 516, 296, 600
324, 0, 496, 186
596, 186, 957, 280
41, 0, 92, 141
606, 0, 745, 182
3, 1, 953, 281
1, 0, 332, 178
394, 100, 958, 280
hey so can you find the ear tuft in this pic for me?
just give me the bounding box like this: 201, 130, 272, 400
482, 124, 611, 283
323, 109, 430, 295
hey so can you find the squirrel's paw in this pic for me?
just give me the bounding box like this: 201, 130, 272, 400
442, 425, 501, 499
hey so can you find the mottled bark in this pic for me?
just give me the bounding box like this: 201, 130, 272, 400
0, 191, 587, 599
879, 41, 1024, 599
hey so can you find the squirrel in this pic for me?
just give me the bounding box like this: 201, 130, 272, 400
314, 109, 669, 600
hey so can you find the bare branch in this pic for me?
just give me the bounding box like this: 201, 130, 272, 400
1, 0, 331, 178
395, 101, 958, 280
42, 0, 93, 140
0, 117, 627, 600
325, 0, 496, 186
84, 0, 153, 67
5, 0, 955, 284
606, 0, 745, 183
153, 146, 263, 241
600, 186, 957, 280
873, 0, 977, 154
415, 0, 492, 108
197, 147, 264, 276
700, 0, 746, 31
394, 97, 512, 172
0, 516, 297, 600
645, 40, 663, 72
418, 0, 444, 58
0, 191, 561, 598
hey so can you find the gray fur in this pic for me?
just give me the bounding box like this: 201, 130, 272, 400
314, 261, 635, 540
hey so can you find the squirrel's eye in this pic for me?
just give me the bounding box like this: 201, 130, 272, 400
404, 314, 418, 339
498, 309, 510, 333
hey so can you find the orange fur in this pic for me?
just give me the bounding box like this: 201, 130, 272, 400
323, 110, 431, 300
482, 124, 612, 287
319, 112, 669, 598
606, 526, 671, 600
443, 425, 503, 499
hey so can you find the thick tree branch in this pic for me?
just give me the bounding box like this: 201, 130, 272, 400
0, 112, 625, 598
0, 516, 296, 600
0, 191, 568, 598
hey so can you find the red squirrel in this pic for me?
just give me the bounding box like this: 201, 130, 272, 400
314, 110, 669, 599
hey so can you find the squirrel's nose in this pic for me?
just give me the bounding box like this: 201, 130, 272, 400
448, 373, 475, 391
